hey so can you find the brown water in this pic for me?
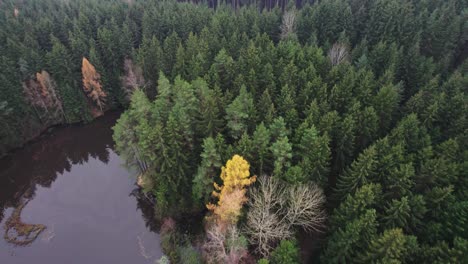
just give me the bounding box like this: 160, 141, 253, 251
0, 112, 163, 264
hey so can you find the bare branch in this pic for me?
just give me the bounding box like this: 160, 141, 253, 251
244, 176, 327, 257
245, 176, 293, 257
285, 183, 327, 232
280, 9, 296, 40
328, 43, 349, 66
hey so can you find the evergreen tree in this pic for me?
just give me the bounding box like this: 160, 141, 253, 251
297, 125, 330, 186
322, 209, 378, 264
252, 123, 271, 175
270, 136, 292, 177
359, 228, 418, 263
225, 85, 256, 140
334, 145, 377, 201
270, 240, 300, 264
258, 88, 276, 125
137, 36, 163, 94
192, 137, 222, 206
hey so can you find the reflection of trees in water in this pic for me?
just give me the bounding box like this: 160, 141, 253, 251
132, 188, 160, 233
133, 187, 205, 237
4, 199, 46, 246
0, 112, 120, 228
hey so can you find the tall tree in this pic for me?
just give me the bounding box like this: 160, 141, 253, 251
82, 57, 106, 113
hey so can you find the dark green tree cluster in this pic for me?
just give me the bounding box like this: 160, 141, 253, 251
1, 0, 467, 262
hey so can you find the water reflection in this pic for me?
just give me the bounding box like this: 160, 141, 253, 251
4, 199, 46, 246
0, 111, 162, 263
0, 112, 116, 219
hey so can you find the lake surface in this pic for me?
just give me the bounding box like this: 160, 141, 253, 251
0, 112, 163, 264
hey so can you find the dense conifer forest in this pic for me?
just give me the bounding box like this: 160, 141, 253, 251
1, 0, 467, 263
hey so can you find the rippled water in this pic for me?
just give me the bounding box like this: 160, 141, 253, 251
0, 112, 163, 264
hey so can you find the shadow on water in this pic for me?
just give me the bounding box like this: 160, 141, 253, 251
0, 112, 117, 222
0, 111, 163, 263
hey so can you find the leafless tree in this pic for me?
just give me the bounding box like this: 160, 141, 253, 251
244, 176, 326, 257
328, 43, 350, 66
122, 58, 147, 101
280, 9, 297, 40
203, 224, 248, 264
244, 176, 292, 257
285, 183, 327, 232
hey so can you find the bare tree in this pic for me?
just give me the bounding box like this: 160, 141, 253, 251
121, 58, 147, 101
203, 224, 248, 264
328, 43, 350, 66
244, 176, 326, 257
285, 183, 327, 232
244, 176, 292, 257
280, 9, 297, 40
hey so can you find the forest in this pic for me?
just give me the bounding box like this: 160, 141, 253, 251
0, 0, 467, 263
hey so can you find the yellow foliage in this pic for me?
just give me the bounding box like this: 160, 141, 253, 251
210, 188, 247, 224
207, 155, 256, 224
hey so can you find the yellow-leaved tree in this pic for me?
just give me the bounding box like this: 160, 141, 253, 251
203, 155, 256, 263
207, 154, 256, 224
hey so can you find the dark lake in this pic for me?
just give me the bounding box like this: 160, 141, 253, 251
0, 112, 163, 264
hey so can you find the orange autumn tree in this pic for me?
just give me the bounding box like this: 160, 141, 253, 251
36, 70, 65, 120
207, 155, 256, 224
82, 57, 106, 112
23, 70, 65, 124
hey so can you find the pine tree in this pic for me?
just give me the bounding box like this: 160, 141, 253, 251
270, 136, 293, 177
277, 85, 298, 128
136, 36, 163, 94
330, 183, 382, 232
372, 83, 401, 135
46, 36, 86, 122
208, 49, 236, 91
192, 137, 222, 206
322, 209, 378, 264
333, 145, 377, 201
270, 239, 300, 264
235, 132, 254, 163
382, 197, 412, 230
269, 117, 289, 142
252, 123, 271, 175
194, 79, 223, 138
162, 32, 181, 78
297, 125, 331, 186
225, 85, 256, 140
258, 88, 276, 125
359, 228, 418, 263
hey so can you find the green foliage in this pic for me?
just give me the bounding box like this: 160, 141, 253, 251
270, 239, 300, 264
322, 209, 378, 263
192, 137, 222, 206
297, 125, 331, 186
333, 145, 377, 201
270, 136, 292, 177
330, 183, 382, 232
358, 228, 418, 263
226, 85, 256, 140
2, 1, 467, 263
178, 245, 202, 264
